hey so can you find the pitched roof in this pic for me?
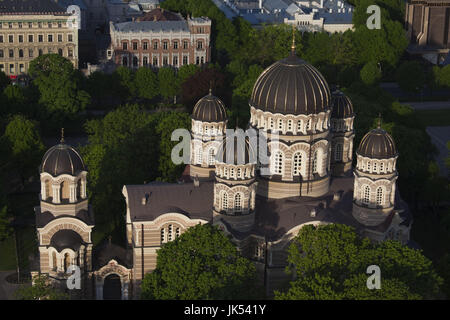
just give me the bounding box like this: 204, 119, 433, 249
0, 0, 67, 14
124, 181, 214, 222
113, 20, 189, 33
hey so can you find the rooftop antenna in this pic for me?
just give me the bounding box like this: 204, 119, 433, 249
60, 128, 65, 144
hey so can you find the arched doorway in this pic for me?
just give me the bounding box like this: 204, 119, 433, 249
103, 274, 122, 300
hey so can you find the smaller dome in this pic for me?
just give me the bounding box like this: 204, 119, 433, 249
331, 90, 354, 119
50, 229, 83, 252
216, 134, 257, 165
41, 143, 85, 177
192, 90, 227, 122
357, 128, 397, 159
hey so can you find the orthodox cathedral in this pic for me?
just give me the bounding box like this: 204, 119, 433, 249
32, 40, 412, 299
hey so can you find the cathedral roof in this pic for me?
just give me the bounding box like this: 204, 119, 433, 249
191, 90, 227, 123
357, 127, 398, 159
250, 52, 331, 116
40, 142, 85, 177
331, 90, 354, 119
124, 181, 214, 222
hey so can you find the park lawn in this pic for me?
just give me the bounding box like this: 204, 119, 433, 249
0, 237, 16, 270
415, 109, 450, 127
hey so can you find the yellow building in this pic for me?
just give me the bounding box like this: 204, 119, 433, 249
0, 0, 79, 79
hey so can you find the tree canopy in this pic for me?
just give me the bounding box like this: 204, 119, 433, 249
28, 54, 90, 123
275, 224, 442, 300
141, 224, 257, 300
14, 275, 68, 300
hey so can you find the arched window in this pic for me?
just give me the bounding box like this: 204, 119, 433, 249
60, 181, 69, 201
297, 120, 303, 132
335, 144, 343, 161
292, 152, 302, 176
312, 151, 318, 174
277, 119, 283, 131
287, 119, 293, 132
76, 179, 82, 200
208, 148, 215, 166
363, 185, 370, 205
168, 224, 173, 241
196, 148, 202, 165
64, 253, 70, 272
160, 228, 165, 243
221, 192, 228, 211
52, 251, 57, 271
143, 56, 148, 66
133, 56, 138, 67
58, 48, 62, 56
122, 56, 128, 66
234, 193, 242, 212
19, 49, 23, 58
272, 151, 283, 175
376, 187, 383, 206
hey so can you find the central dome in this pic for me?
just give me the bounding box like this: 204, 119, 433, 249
41, 143, 85, 177
250, 53, 331, 115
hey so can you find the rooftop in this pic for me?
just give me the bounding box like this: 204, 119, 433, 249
0, 0, 68, 15
113, 20, 190, 33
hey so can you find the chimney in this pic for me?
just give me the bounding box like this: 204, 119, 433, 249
141, 193, 150, 205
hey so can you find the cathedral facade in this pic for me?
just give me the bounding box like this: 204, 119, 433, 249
33, 45, 412, 299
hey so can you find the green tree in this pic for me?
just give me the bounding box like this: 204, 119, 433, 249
1, 115, 45, 187
141, 224, 257, 300
154, 111, 191, 182
0, 71, 11, 91
158, 67, 178, 102
433, 65, 450, 88
396, 61, 426, 93
134, 67, 159, 100
81, 104, 158, 227
177, 64, 200, 88
112, 66, 137, 101
14, 274, 69, 300
360, 61, 382, 85
0, 202, 10, 242
28, 54, 90, 121
275, 224, 442, 300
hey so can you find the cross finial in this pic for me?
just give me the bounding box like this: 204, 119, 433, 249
209, 80, 213, 95
108, 235, 112, 245
378, 113, 382, 129
291, 24, 296, 53
60, 128, 65, 144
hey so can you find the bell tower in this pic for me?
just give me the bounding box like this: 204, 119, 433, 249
35, 129, 94, 293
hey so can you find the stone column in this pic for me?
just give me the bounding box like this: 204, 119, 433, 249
53, 184, 61, 204
81, 179, 87, 199
41, 181, 46, 200
70, 183, 76, 203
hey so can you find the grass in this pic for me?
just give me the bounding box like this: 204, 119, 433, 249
415, 109, 450, 127
0, 192, 38, 271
